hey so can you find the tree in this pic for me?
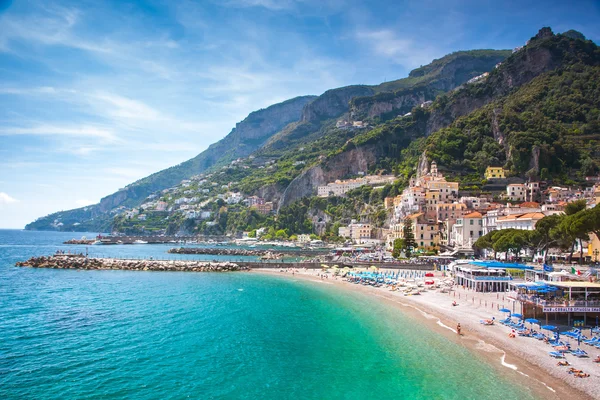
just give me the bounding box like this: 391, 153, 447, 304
565, 199, 587, 216
392, 238, 406, 259
533, 214, 562, 262
403, 218, 417, 257
248, 229, 257, 238
474, 231, 495, 258
275, 229, 288, 240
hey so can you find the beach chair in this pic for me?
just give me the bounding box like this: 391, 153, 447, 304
584, 337, 599, 345
571, 349, 588, 358
533, 333, 546, 340
549, 351, 565, 358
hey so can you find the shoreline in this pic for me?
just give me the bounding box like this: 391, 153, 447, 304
251, 268, 597, 400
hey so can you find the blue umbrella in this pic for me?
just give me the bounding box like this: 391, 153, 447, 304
525, 318, 539, 325
512, 313, 523, 319
499, 308, 511, 313
541, 325, 558, 331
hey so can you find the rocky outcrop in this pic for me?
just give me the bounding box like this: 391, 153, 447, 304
279, 145, 378, 208
350, 50, 511, 121
16, 255, 246, 272
301, 86, 374, 123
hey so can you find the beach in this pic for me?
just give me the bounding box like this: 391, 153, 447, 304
253, 268, 599, 400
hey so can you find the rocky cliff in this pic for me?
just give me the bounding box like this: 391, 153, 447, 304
279, 145, 379, 208
300, 85, 374, 123
350, 50, 511, 121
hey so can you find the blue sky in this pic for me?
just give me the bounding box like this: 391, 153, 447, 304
0, 0, 599, 228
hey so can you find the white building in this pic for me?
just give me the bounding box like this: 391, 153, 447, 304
317, 175, 395, 197
450, 212, 483, 248
496, 212, 545, 231
507, 184, 527, 202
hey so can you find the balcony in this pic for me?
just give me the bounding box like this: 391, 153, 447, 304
514, 294, 600, 308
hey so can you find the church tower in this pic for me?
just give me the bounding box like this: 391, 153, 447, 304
430, 161, 438, 178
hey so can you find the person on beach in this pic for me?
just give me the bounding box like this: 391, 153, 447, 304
456, 323, 461, 335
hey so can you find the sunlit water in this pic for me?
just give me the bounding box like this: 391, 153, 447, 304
0, 230, 538, 399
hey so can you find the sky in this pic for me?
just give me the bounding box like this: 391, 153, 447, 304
0, 0, 599, 229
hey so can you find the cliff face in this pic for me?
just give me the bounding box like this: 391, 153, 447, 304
349, 50, 510, 121
279, 145, 379, 208
300, 86, 374, 123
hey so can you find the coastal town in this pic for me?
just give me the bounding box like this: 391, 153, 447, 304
5, 9, 600, 399
96, 154, 600, 267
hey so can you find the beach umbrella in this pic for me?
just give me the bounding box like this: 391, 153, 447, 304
512, 313, 523, 319
499, 308, 511, 313
525, 318, 539, 325
541, 325, 558, 332
370, 265, 378, 271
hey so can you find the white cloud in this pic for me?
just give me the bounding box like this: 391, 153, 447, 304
94, 93, 164, 122
0, 125, 117, 141
0, 192, 19, 204
355, 29, 437, 68
75, 199, 95, 207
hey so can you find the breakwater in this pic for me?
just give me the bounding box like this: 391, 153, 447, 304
168, 247, 328, 257
63, 239, 96, 245
15, 255, 246, 272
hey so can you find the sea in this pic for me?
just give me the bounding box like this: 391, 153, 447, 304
0, 230, 540, 399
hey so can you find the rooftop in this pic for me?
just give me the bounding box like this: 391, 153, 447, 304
546, 281, 600, 289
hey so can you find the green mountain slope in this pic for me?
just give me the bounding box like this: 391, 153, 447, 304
343, 28, 600, 185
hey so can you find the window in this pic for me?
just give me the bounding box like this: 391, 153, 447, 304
470, 220, 474, 225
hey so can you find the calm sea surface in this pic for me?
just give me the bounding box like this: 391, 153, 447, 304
0, 230, 539, 399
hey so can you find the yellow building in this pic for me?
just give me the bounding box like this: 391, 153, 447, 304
588, 233, 600, 263
485, 166, 506, 179
388, 213, 439, 251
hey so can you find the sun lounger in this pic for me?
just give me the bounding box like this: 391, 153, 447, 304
584, 337, 599, 345
549, 351, 565, 358
572, 349, 588, 358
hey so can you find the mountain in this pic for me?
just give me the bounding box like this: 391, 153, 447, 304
25, 96, 315, 231
279, 28, 599, 206
27, 47, 513, 231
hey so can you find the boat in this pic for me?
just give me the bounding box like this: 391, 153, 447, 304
133, 240, 148, 244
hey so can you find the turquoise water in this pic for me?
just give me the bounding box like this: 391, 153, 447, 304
0, 230, 538, 399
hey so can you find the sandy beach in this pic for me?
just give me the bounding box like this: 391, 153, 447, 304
252, 268, 599, 400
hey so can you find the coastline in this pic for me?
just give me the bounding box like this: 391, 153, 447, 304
251, 268, 598, 400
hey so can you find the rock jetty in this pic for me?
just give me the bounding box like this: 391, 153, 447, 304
15, 255, 246, 272
63, 239, 95, 245
168, 247, 283, 257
